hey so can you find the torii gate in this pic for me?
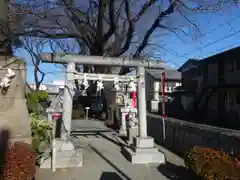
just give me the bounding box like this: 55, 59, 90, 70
40, 53, 166, 164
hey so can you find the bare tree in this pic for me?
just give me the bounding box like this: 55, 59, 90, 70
8, 0, 239, 74
22, 37, 48, 90
0, 0, 36, 59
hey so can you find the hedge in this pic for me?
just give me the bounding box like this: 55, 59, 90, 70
184, 146, 240, 180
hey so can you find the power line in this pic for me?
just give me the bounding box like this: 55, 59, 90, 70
196, 41, 240, 59
179, 29, 240, 57
162, 15, 240, 58
199, 15, 240, 38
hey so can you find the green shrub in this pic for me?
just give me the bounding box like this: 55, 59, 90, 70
30, 113, 52, 159
184, 146, 240, 180
2, 142, 36, 180
26, 90, 48, 113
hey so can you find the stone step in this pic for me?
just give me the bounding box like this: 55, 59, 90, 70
40, 150, 83, 169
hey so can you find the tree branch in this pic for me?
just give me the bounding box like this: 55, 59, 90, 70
113, 0, 134, 57
15, 29, 82, 39
133, 0, 177, 58
23, 37, 47, 90
132, 0, 158, 23
102, 0, 116, 43
96, 0, 106, 40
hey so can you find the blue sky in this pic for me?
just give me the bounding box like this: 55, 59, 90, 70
156, 5, 240, 67
14, 3, 240, 84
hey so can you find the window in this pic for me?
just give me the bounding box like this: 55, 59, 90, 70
235, 59, 240, 70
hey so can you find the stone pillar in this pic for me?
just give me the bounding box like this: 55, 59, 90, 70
40, 107, 82, 169
122, 67, 165, 164
40, 63, 82, 170
119, 108, 128, 137
137, 67, 147, 138
61, 62, 75, 141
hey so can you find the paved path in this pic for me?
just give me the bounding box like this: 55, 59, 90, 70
36, 120, 189, 180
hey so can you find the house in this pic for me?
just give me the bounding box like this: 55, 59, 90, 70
178, 46, 240, 129
176, 59, 201, 111
145, 68, 182, 112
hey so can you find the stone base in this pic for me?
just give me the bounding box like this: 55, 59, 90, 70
123, 137, 165, 164
40, 140, 83, 169
118, 127, 127, 137
40, 150, 83, 169
127, 127, 138, 145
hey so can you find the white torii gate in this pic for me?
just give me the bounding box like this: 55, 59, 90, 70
40, 53, 166, 164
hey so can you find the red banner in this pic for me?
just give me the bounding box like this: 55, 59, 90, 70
131, 91, 137, 108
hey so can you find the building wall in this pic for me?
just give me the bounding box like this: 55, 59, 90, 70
180, 48, 240, 127
207, 63, 218, 86
204, 59, 240, 125
181, 95, 194, 111
181, 68, 199, 90
226, 91, 240, 124
152, 80, 182, 93
145, 72, 181, 112
207, 91, 219, 119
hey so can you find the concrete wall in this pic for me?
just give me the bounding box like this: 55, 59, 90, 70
147, 113, 240, 155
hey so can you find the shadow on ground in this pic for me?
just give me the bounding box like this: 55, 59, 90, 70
90, 145, 132, 180
100, 172, 125, 180
158, 162, 199, 180
71, 130, 129, 149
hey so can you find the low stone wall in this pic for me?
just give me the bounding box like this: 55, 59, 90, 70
147, 113, 240, 155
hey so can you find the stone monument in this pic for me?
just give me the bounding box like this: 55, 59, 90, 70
0, 58, 31, 143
